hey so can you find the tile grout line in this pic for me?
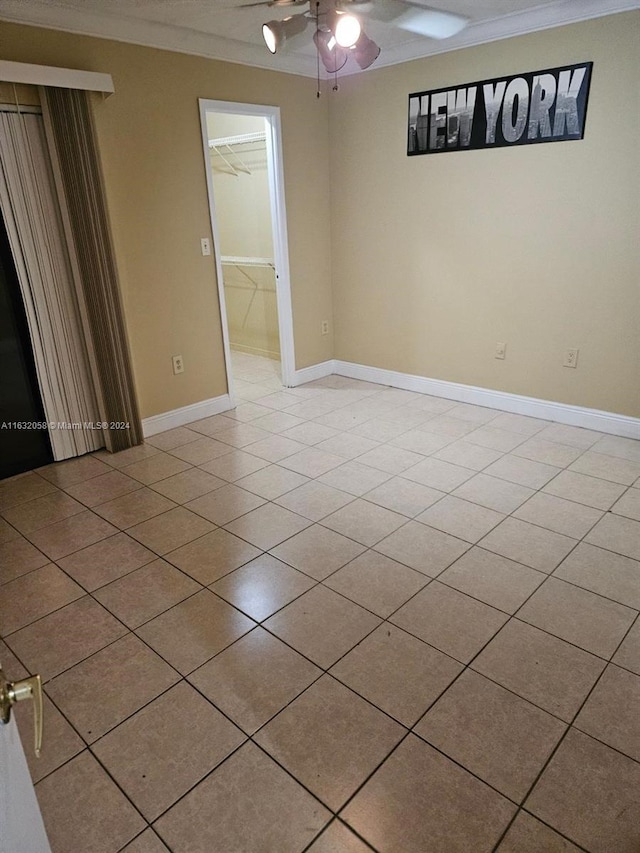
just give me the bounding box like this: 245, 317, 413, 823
488, 593, 640, 851
2, 366, 639, 852
21, 544, 640, 801
3, 473, 638, 729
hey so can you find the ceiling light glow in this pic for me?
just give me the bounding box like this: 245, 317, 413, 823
262, 23, 277, 53
262, 14, 309, 54
334, 13, 361, 48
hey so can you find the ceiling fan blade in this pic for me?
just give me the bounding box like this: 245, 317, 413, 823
363, 0, 468, 39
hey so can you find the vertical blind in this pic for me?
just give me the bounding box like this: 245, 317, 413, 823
0, 107, 104, 459
40, 86, 142, 452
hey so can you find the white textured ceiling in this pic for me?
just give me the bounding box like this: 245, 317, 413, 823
0, 0, 636, 76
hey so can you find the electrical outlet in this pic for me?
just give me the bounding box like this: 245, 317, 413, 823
172, 355, 184, 375
321, 320, 329, 336
564, 348, 579, 368
495, 341, 506, 360
201, 238, 211, 256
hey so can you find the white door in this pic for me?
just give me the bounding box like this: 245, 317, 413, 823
0, 668, 52, 853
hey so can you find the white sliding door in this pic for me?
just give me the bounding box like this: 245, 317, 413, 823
0, 106, 103, 460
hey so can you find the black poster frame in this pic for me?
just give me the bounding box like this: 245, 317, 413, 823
407, 62, 593, 156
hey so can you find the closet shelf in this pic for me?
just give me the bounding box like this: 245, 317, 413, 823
208, 131, 266, 148
221, 256, 274, 268
221, 257, 276, 322
209, 131, 267, 176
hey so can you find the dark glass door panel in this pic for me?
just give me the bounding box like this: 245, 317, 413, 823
0, 210, 53, 479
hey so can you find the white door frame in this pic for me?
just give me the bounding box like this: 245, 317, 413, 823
198, 99, 296, 401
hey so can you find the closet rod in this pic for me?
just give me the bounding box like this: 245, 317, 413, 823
208, 131, 267, 148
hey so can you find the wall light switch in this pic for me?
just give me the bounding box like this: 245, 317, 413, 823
201, 238, 211, 256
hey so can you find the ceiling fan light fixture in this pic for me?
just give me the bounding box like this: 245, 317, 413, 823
260, 0, 383, 82
353, 30, 380, 69
262, 13, 309, 53
333, 11, 361, 48
262, 22, 278, 52
313, 28, 349, 72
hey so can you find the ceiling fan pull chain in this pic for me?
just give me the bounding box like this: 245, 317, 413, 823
315, 1, 321, 98
332, 5, 339, 95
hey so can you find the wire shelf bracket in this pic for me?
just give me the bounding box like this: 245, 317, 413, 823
209, 131, 267, 176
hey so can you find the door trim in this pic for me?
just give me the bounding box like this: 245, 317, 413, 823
198, 99, 296, 401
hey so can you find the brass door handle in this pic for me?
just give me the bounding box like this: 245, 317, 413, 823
0, 667, 44, 757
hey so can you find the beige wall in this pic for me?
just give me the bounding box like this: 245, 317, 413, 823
222, 264, 280, 359
329, 12, 640, 417
0, 22, 333, 418
1, 12, 637, 421
207, 112, 280, 359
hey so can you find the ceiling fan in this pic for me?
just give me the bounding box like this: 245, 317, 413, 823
245, 0, 469, 72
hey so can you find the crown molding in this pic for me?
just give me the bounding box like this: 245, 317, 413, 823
0, 0, 637, 79
0, 0, 318, 77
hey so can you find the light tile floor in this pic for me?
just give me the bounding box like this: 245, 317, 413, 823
1, 350, 639, 852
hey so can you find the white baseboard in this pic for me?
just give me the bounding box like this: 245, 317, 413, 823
332, 360, 640, 440
289, 360, 335, 387
145, 363, 639, 441
142, 393, 233, 437
294, 359, 640, 439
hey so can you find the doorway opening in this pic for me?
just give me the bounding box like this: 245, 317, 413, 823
0, 209, 53, 479
199, 100, 295, 404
